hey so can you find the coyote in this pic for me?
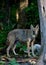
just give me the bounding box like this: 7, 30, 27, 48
7, 25, 39, 57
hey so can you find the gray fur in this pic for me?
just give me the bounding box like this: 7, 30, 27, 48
7, 25, 39, 57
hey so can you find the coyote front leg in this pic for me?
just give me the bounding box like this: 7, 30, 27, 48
27, 38, 31, 57
31, 39, 36, 57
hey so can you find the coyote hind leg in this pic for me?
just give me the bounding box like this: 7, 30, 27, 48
7, 45, 12, 57
7, 35, 16, 57
12, 45, 18, 56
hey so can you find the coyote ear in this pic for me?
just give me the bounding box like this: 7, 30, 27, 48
30, 24, 34, 29
35, 25, 39, 35
35, 25, 39, 30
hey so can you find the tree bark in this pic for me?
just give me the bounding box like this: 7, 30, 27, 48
37, 0, 46, 65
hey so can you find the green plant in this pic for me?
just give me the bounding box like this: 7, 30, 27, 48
0, 0, 40, 51
0, 22, 15, 48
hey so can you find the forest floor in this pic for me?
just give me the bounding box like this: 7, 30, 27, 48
0, 55, 37, 65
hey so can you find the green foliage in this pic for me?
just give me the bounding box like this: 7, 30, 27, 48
0, 0, 40, 49
0, 58, 19, 65
0, 22, 15, 48
10, 5, 16, 21
24, 1, 39, 27
0, 10, 6, 19
16, 42, 27, 51
9, 58, 19, 65
0, 61, 5, 65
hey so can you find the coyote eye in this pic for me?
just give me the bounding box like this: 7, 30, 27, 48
33, 31, 35, 35
43, 6, 45, 13
32, 31, 36, 38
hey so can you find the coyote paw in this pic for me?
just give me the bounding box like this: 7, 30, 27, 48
15, 53, 18, 56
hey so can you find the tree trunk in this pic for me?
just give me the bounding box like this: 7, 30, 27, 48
17, 9, 27, 28
37, 0, 46, 65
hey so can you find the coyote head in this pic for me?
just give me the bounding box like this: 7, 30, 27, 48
31, 25, 39, 39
